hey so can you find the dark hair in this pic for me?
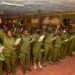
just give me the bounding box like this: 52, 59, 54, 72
36, 29, 41, 35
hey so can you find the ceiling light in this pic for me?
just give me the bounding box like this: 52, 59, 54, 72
1, 1, 24, 7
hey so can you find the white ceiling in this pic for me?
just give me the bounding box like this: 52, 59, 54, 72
0, 0, 75, 16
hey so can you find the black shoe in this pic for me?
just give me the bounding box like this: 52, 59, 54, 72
6, 73, 9, 75
27, 68, 31, 72
23, 70, 26, 73
52, 60, 57, 64
69, 54, 73, 57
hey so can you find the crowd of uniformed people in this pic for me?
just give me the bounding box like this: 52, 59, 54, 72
0, 22, 75, 75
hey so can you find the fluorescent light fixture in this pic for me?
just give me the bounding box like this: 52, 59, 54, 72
1, 1, 24, 7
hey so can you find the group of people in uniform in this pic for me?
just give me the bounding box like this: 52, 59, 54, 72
0, 23, 75, 75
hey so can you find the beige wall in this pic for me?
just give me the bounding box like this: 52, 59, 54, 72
1, 12, 75, 27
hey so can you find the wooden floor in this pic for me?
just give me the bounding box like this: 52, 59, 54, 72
3, 54, 75, 75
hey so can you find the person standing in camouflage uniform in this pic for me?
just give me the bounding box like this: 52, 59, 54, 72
52, 29, 62, 62
44, 29, 54, 64
32, 29, 44, 69
0, 44, 5, 75
0, 29, 17, 75
20, 29, 31, 73
61, 27, 68, 59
